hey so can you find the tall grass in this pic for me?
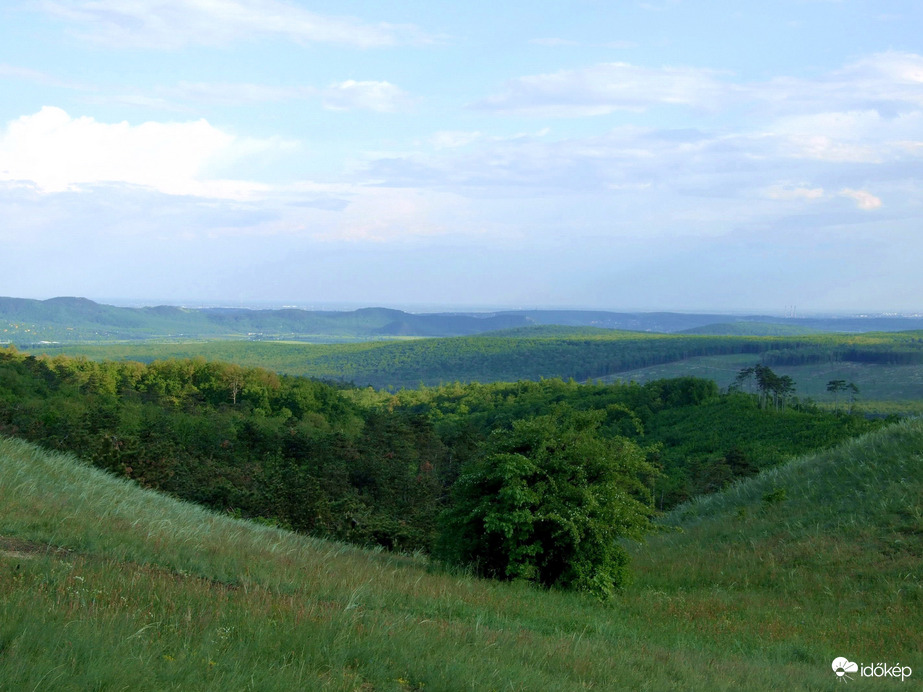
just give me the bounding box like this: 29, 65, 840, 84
2, 423, 921, 690
631, 418, 922, 670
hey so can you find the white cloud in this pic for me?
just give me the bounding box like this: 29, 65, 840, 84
761, 110, 923, 163
0, 106, 275, 198
477, 51, 923, 119
322, 80, 411, 113
365, 126, 690, 193
476, 62, 734, 116
358, 114, 910, 242
779, 133, 882, 163
0, 107, 473, 246
840, 188, 882, 210
37, 0, 428, 49
757, 52, 923, 113
326, 188, 468, 242
765, 184, 825, 201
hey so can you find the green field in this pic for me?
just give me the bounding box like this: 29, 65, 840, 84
2, 418, 920, 690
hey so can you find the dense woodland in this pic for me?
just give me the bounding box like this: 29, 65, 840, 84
34, 327, 923, 390
0, 345, 883, 592
761, 337, 923, 366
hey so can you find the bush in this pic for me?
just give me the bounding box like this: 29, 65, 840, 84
437, 407, 658, 598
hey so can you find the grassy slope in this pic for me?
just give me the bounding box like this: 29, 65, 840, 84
1, 421, 921, 690
633, 419, 922, 665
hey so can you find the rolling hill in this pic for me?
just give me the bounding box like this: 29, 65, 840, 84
5, 296, 923, 345
1, 419, 919, 690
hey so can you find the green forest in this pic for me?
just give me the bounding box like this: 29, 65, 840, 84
31, 326, 923, 392
0, 345, 884, 594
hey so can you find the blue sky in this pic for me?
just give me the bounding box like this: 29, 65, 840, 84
1, 0, 921, 312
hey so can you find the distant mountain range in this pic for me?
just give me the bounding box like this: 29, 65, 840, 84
2, 296, 923, 344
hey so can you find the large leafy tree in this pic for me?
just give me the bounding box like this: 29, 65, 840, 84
437, 407, 658, 599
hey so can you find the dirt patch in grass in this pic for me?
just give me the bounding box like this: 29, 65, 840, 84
0, 535, 240, 591
0, 536, 73, 560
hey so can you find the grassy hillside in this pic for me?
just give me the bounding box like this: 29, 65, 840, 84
633, 418, 922, 661
2, 420, 920, 690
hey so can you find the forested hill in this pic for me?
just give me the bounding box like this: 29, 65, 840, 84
0, 297, 529, 342
677, 322, 823, 336
33, 328, 923, 391
5, 296, 923, 344
0, 347, 883, 555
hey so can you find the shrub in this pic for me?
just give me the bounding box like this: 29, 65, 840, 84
437, 407, 658, 598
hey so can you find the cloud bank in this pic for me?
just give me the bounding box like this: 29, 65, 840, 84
0, 106, 274, 198
477, 51, 923, 117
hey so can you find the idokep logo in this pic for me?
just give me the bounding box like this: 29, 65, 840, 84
832, 658, 859, 681
832, 657, 913, 682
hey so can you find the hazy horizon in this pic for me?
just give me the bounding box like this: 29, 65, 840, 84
4, 294, 919, 319
2, 2, 921, 312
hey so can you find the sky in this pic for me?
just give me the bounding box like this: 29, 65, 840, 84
1, 0, 921, 313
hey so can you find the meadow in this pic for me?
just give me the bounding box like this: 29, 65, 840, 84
2, 418, 920, 690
